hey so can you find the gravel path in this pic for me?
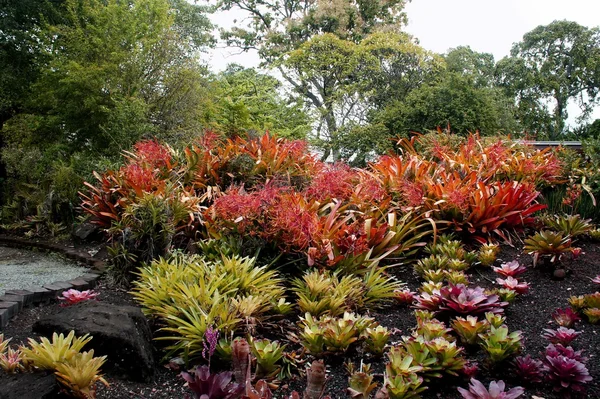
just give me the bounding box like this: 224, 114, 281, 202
0, 246, 88, 295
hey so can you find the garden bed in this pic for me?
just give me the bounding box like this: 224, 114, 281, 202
1, 239, 600, 399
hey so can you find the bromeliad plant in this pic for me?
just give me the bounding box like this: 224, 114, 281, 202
541, 327, 581, 346
512, 355, 544, 384
523, 230, 573, 267
58, 289, 99, 306
20, 331, 108, 398
181, 365, 245, 399
552, 308, 581, 328
492, 261, 527, 278
415, 284, 507, 318
0, 347, 24, 373
250, 338, 286, 379
451, 316, 490, 346
478, 326, 522, 364
54, 350, 108, 399
543, 344, 592, 396
296, 312, 377, 355
543, 214, 593, 238
362, 326, 390, 357
457, 378, 524, 399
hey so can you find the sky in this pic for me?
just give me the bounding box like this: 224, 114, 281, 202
206, 0, 600, 126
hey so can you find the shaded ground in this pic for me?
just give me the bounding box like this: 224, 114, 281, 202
0, 246, 88, 295
1, 239, 600, 399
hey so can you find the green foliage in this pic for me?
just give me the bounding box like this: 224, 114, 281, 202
523, 230, 573, 267
292, 267, 402, 317
450, 316, 490, 345
497, 20, 600, 138
362, 326, 391, 357
479, 326, 522, 364
21, 331, 92, 370
543, 214, 594, 237
296, 312, 377, 355
250, 338, 286, 379
131, 253, 286, 360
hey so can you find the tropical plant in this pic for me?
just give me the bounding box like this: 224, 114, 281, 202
495, 277, 529, 294
414, 319, 453, 341
512, 355, 544, 384
58, 289, 99, 306
552, 308, 581, 328
250, 339, 286, 378
21, 331, 92, 370
394, 289, 416, 305
0, 334, 11, 354
541, 327, 581, 346
543, 214, 593, 237
181, 365, 245, 399
543, 346, 593, 396
132, 253, 285, 361
479, 326, 522, 364
415, 284, 507, 317
523, 230, 573, 267
379, 353, 426, 399
363, 326, 390, 357
54, 350, 109, 399
457, 378, 524, 399
0, 347, 24, 373
451, 316, 490, 345
347, 364, 378, 399
568, 295, 587, 312
583, 308, 600, 324
492, 261, 527, 278
485, 313, 506, 328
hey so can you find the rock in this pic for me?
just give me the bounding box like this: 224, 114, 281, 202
32, 302, 154, 382
72, 222, 101, 243
553, 268, 567, 280
0, 372, 60, 399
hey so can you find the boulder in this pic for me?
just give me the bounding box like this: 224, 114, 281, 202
0, 372, 60, 399
72, 222, 102, 243
33, 302, 155, 382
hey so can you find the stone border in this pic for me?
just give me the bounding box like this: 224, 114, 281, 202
0, 235, 106, 330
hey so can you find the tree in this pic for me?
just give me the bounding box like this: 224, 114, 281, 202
376, 72, 518, 137
496, 20, 600, 138
210, 64, 312, 139
217, 0, 441, 161
0, 0, 214, 220
9, 0, 213, 154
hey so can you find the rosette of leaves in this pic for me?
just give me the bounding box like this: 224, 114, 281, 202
0, 347, 24, 373
523, 230, 573, 267
543, 214, 593, 238
379, 354, 426, 399
543, 344, 593, 396
451, 316, 490, 345
552, 308, 581, 328
512, 355, 544, 384
54, 350, 109, 399
541, 327, 581, 346
492, 261, 527, 278
414, 319, 453, 341
250, 338, 286, 379
347, 364, 378, 399
478, 326, 522, 364
362, 326, 390, 357
457, 378, 524, 399
415, 284, 507, 317
181, 366, 245, 399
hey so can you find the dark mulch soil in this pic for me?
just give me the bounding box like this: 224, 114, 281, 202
1, 238, 600, 399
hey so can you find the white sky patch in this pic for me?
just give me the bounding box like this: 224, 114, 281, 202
206, 0, 600, 126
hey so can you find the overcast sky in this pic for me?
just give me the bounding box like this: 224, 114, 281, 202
207, 0, 600, 125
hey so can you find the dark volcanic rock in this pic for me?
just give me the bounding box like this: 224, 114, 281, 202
32, 302, 154, 382
72, 222, 101, 243
0, 372, 61, 399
